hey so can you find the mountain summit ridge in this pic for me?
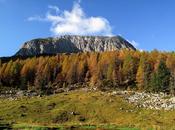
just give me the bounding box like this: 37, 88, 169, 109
15, 35, 136, 56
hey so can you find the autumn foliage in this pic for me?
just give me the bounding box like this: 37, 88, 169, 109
0, 50, 175, 94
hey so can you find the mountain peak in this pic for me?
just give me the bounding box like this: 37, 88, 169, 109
15, 35, 136, 56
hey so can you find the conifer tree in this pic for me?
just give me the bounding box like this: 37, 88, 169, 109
157, 60, 171, 92
107, 63, 114, 81
10, 61, 21, 87
122, 55, 137, 87
170, 74, 175, 95
0, 59, 2, 86
3, 60, 13, 86
144, 63, 152, 91
136, 57, 145, 90
150, 60, 170, 92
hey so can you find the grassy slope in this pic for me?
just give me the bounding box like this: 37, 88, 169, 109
0, 90, 175, 130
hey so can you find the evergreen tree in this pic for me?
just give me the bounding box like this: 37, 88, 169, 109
144, 63, 152, 91
150, 72, 159, 92
170, 73, 175, 95
20, 64, 28, 90
10, 61, 21, 87
150, 60, 170, 92
157, 60, 170, 92
0, 59, 2, 86
166, 54, 175, 95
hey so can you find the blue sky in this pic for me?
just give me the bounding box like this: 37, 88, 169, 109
1, 0, 175, 57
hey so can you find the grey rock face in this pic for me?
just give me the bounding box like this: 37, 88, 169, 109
15, 35, 136, 56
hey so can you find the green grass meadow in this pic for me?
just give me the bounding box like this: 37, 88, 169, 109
0, 90, 175, 130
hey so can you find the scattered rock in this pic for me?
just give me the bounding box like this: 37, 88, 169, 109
70, 111, 80, 116
16, 91, 24, 97
169, 97, 175, 104
120, 107, 124, 110
125, 91, 175, 110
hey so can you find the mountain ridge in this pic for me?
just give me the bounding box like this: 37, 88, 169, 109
15, 35, 136, 56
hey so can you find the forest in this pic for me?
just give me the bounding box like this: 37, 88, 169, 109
0, 50, 175, 95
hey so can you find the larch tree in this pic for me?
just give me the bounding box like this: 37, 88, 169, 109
136, 56, 146, 91
122, 54, 137, 88
3, 60, 13, 86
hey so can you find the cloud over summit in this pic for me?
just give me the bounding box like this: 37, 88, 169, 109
28, 1, 113, 36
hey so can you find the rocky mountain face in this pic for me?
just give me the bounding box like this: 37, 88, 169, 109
15, 35, 136, 56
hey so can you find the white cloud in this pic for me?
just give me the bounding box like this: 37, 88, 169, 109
27, 15, 46, 21
48, 5, 60, 14
27, 1, 113, 36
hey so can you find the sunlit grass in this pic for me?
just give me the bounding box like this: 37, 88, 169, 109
0, 90, 175, 129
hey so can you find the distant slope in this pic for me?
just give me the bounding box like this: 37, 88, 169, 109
15, 35, 136, 56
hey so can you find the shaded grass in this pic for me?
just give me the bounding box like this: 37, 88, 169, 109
12, 124, 139, 130
0, 90, 175, 129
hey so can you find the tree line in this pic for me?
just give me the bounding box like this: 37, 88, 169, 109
0, 50, 175, 94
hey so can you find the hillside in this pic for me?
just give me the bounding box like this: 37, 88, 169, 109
1, 50, 175, 129
15, 35, 136, 56
0, 90, 175, 130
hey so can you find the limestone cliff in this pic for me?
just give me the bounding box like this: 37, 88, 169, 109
15, 35, 136, 56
